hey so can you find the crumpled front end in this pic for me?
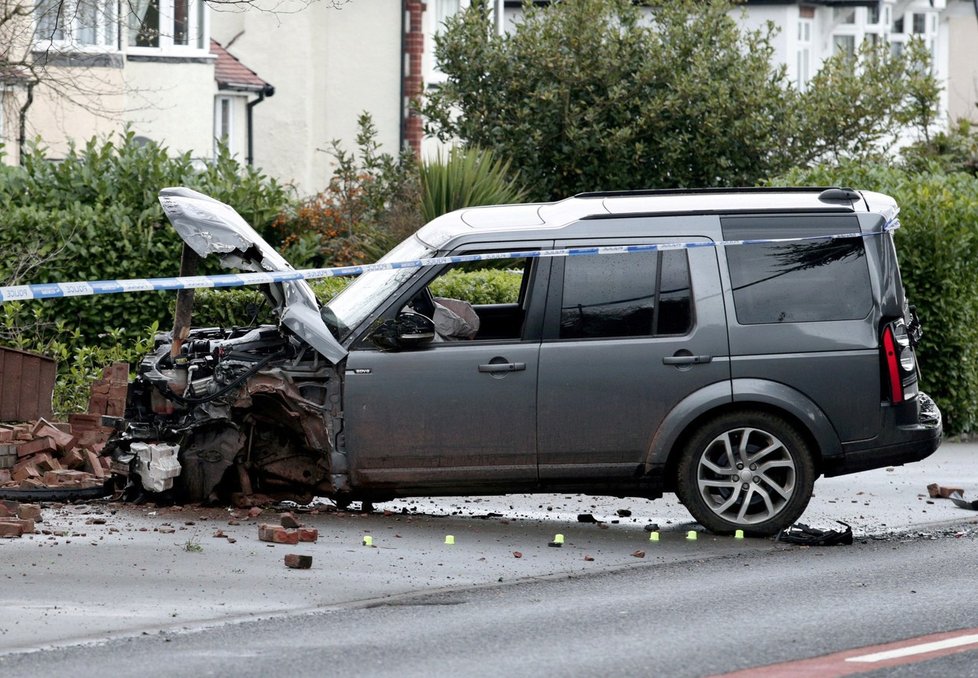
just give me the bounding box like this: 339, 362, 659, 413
109, 324, 344, 504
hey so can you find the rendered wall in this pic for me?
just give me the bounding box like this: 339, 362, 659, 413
211, 0, 402, 197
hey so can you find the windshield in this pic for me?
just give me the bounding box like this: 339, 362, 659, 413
323, 236, 434, 341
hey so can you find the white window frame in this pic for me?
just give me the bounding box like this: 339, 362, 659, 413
796, 17, 812, 90
34, 0, 119, 52
127, 0, 209, 56
213, 95, 236, 157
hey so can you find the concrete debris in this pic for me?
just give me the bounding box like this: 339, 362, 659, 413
927, 483, 964, 499
284, 553, 313, 569
0, 363, 128, 495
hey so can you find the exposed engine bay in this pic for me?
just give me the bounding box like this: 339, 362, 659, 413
108, 187, 352, 505
109, 324, 343, 505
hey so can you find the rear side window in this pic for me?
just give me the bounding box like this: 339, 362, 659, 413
559, 250, 692, 339
722, 215, 872, 324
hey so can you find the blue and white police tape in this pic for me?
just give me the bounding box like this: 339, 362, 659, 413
0, 221, 898, 304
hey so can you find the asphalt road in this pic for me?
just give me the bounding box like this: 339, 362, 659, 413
1, 442, 977, 676
2, 526, 978, 678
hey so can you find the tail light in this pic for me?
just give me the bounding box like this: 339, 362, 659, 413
881, 320, 918, 404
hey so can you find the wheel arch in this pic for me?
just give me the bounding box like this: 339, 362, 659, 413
647, 378, 842, 491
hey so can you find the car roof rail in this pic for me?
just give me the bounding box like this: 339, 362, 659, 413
573, 186, 847, 199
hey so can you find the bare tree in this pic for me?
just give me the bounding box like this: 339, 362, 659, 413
0, 0, 347, 162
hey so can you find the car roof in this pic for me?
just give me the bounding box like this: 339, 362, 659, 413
415, 187, 898, 249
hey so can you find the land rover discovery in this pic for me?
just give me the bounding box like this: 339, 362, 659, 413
109, 186, 942, 535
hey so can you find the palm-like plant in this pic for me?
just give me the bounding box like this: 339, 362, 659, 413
419, 147, 528, 223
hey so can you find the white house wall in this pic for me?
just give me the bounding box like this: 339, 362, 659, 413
210, 0, 402, 198
123, 59, 216, 159
946, 3, 978, 122
26, 65, 126, 159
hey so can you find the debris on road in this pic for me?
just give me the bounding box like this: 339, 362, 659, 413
630, 550, 645, 558
577, 513, 599, 523
0, 362, 127, 498
777, 521, 853, 546
0, 499, 41, 537
284, 553, 313, 569
927, 483, 964, 499
947, 492, 978, 511
513, 551, 523, 558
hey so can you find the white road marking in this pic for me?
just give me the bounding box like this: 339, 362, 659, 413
846, 633, 978, 663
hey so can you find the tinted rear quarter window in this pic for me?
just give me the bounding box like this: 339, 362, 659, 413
722, 215, 872, 324
559, 250, 692, 339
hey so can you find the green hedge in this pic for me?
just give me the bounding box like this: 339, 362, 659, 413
0, 134, 293, 346
773, 163, 978, 435
184, 269, 522, 328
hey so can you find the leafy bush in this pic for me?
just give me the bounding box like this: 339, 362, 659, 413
0, 132, 294, 348
183, 278, 351, 327
430, 269, 522, 305
423, 0, 939, 201
772, 163, 978, 435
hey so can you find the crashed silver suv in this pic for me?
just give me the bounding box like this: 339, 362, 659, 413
109, 186, 942, 535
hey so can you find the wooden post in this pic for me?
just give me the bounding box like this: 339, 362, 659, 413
171, 244, 202, 358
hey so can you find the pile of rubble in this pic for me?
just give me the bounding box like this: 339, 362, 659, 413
0, 362, 127, 493
0, 499, 42, 537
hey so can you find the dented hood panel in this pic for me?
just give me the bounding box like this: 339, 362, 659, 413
159, 187, 347, 364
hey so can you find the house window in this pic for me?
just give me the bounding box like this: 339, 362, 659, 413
796, 17, 812, 90
128, 0, 207, 53
833, 7, 856, 24
833, 34, 856, 59
35, 0, 118, 50
868, 3, 880, 25
912, 13, 926, 34
434, 0, 461, 32
214, 96, 235, 156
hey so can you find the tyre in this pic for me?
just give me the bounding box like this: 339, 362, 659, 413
675, 411, 815, 536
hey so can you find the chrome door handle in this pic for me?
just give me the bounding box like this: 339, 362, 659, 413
662, 355, 713, 365
478, 362, 526, 373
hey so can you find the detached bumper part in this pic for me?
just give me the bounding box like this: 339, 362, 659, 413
131, 442, 182, 493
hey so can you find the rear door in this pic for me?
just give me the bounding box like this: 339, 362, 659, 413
720, 214, 881, 441
537, 226, 731, 481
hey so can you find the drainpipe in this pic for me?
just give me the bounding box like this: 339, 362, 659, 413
245, 84, 274, 167
400, 0, 407, 150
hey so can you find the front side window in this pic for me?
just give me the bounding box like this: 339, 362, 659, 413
35, 0, 118, 50
128, 0, 206, 52
723, 215, 872, 324
558, 251, 692, 339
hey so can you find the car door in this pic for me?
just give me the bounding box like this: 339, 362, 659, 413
343, 247, 552, 491
537, 229, 731, 481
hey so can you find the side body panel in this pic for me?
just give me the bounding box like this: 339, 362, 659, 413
536, 217, 732, 481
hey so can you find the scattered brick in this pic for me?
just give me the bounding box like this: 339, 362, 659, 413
280, 512, 301, 529
927, 483, 964, 499
17, 504, 42, 522
32, 419, 77, 452
11, 460, 40, 482
60, 447, 87, 470
258, 524, 299, 545
298, 527, 318, 543
84, 450, 106, 479
284, 554, 313, 569
16, 436, 57, 458
0, 520, 25, 538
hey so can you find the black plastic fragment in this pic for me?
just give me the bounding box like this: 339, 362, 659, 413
777, 521, 853, 546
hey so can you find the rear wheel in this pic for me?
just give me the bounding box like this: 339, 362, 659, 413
675, 412, 815, 536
